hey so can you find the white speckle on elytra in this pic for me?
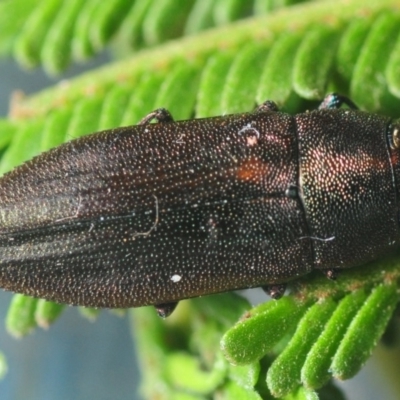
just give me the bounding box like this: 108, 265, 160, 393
171, 274, 182, 283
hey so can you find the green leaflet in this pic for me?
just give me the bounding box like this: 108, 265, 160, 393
40, 108, 74, 151
0, 119, 17, 151
221, 41, 270, 113
256, 32, 302, 107
154, 62, 201, 120
34, 300, 64, 329
66, 96, 104, 138
120, 72, 166, 126
301, 290, 368, 389
331, 284, 399, 380
0, 119, 45, 174
222, 381, 264, 400
6, 294, 38, 337
143, 0, 197, 45
221, 297, 308, 365
118, 1, 154, 49
213, 0, 253, 25
266, 299, 337, 397
387, 34, 400, 97
351, 12, 400, 114
40, 0, 82, 74
0, 0, 38, 55
164, 351, 227, 394
196, 51, 236, 117
184, 0, 215, 35
78, 307, 100, 321
72, 0, 100, 59
89, 0, 134, 50
336, 18, 371, 82
293, 25, 340, 99
98, 84, 132, 130
228, 362, 261, 390
13, 0, 62, 68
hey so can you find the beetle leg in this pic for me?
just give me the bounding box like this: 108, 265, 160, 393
139, 108, 174, 125
154, 302, 179, 318
318, 93, 358, 110
262, 284, 287, 299
256, 100, 279, 113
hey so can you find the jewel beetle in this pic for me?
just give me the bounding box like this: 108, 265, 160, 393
0, 93, 399, 318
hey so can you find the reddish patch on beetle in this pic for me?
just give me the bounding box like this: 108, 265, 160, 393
236, 158, 267, 183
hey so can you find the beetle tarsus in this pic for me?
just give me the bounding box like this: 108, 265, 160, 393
139, 108, 174, 125
154, 302, 178, 318
256, 100, 279, 113
262, 284, 286, 299
318, 93, 358, 110
324, 269, 339, 280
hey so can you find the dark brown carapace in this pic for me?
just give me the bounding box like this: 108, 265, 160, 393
0, 94, 399, 317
